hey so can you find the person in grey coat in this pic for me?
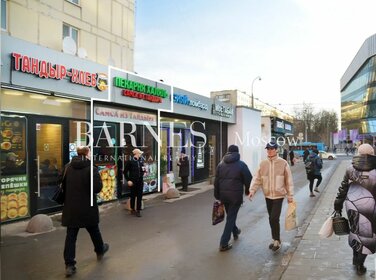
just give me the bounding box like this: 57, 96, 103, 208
61, 146, 109, 277
334, 143, 376, 276
214, 145, 252, 251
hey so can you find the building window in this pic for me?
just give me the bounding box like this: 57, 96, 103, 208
1, 0, 7, 30
63, 23, 79, 46
66, 0, 79, 5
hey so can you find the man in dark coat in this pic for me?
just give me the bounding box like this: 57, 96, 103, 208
123, 148, 145, 217
62, 146, 109, 277
214, 145, 252, 251
282, 148, 288, 161
303, 148, 310, 162
177, 148, 190, 191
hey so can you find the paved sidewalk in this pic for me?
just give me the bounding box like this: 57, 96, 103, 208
0, 181, 213, 238
281, 159, 375, 280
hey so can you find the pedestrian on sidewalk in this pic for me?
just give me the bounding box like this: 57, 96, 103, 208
289, 149, 295, 166
124, 148, 145, 217
177, 148, 189, 192
305, 149, 323, 197
282, 148, 288, 161
303, 147, 310, 162
61, 146, 109, 277
214, 144, 252, 252
334, 143, 376, 276
248, 141, 294, 252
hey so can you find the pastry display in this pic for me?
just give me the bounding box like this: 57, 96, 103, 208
0, 192, 29, 221
98, 167, 117, 202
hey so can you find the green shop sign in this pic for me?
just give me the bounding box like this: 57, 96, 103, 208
114, 77, 168, 98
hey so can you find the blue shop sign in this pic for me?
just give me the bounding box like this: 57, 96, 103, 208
173, 93, 209, 111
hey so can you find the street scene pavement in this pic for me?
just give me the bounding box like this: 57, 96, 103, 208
1, 156, 375, 280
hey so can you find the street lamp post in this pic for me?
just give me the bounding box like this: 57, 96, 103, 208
251, 76, 262, 108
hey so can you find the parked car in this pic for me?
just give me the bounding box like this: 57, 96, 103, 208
319, 150, 336, 160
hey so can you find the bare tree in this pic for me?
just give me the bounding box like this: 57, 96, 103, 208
292, 103, 338, 148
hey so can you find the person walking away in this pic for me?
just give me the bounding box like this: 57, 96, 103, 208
289, 149, 295, 166
303, 148, 310, 162
282, 148, 288, 161
62, 146, 109, 277
124, 148, 145, 217
177, 148, 189, 191
214, 145, 252, 252
305, 149, 323, 197
248, 141, 294, 252
333, 143, 376, 276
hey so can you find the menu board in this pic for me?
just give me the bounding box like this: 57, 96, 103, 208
1, 175, 29, 222
1, 117, 25, 152
97, 165, 117, 202
1, 115, 29, 222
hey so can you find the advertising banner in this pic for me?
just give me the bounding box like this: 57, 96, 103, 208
1, 115, 29, 222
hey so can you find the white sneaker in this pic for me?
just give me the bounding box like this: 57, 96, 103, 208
272, 240, 281, 252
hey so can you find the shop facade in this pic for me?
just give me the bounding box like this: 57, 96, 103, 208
1, 35, 234, 223
162, 88, 235, 186
93, 69, 171, 199
1, 35, 108, 222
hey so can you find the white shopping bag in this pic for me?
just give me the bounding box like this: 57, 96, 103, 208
318, 216, 334, 238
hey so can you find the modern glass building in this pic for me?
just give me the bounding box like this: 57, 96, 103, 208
341, 33, 376, 140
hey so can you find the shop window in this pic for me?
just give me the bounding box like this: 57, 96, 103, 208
1, 0, 6, 30
63, 23, 79, 47
1, 90, 89, 119
93, 121, 117, 165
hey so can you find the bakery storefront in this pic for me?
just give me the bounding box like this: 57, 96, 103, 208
94, 70, 171, 198
1, 35, 108, 223
161, 88, 235, 186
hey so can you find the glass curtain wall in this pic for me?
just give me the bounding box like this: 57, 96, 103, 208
341, 56, 376, 133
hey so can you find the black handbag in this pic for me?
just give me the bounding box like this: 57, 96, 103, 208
332, 213, 350, 235
51, 164, 69, 204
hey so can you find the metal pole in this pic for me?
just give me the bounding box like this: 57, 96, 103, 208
251, 76, 261, 108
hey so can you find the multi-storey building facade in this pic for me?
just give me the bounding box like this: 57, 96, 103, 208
2, 0, 135, 70
340, 33, 376, 142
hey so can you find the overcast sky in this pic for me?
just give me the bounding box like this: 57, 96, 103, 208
134, 0, 376, 116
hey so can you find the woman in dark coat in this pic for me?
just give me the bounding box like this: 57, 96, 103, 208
334, 143, 376, 276
62, 146, 109, 277
214, 145, 252, 251
289, 150, 295, 166
177, 149, 189, 191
